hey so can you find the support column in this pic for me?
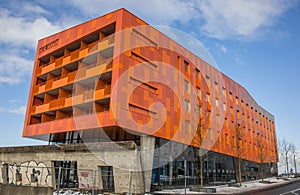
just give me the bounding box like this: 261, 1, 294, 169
169, 142, 173, 186
1, 163, 9, 185
140, 135, 155, 193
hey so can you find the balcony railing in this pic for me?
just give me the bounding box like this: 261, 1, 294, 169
34, 60, 112, 95
33, 87, 110, 115
38, 35, 115, 76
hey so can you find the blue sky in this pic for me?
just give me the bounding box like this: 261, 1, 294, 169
0, 0, 299, 153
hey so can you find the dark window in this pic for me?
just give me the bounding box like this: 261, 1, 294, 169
184, 61, 189, 72
100, 166, 115, 192
54, 161, 78, 188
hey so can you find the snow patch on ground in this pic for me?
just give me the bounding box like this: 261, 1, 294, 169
53, 177, 300, 194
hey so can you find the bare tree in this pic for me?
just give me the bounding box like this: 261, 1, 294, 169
290, 143, 298, 177
234, 123, 243, 187
196, 103, 210, 188
279, 138, 293, 176
257, 134, 267, 181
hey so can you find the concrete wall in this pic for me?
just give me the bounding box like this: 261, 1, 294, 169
0, 185, 53, 195
0, 141, 154, 194
140, 135, 155, 193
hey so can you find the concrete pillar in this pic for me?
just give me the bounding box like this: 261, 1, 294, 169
1, 163, 9, 184
140, 135, 155, 193
169, 143, 173, 185
51, 161, 56, 189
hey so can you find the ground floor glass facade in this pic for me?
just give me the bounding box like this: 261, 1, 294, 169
151, 138, 277, 189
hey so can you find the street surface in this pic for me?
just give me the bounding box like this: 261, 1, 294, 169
254, 180, 300, 195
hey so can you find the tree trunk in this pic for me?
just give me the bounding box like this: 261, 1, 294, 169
238, 157, 242, 187
294, 155, 297, 177
261, 163, 264, 181
199, 149, 203, 188
286, 155, 289, 176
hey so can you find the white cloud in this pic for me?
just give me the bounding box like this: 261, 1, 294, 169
197, 0, 295, 39
69, 0, 199, 25
22, 3, 49, 15
0, 4, 63, 85
0, 50, 33, 85
0, 0, 296, 86
0, 106, 26, 115
68, 0, 296, 40
234, 57, 243, 67
216, 43, 227, 54
8, 99, 21, 103
0, 9, 62, 48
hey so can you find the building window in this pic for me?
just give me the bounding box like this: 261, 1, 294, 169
237, 110, 241, 120
54, 161, 78, 189
229, 92, 233, 106
196, 69, 200, 79
216, 99, 219, 107
185, 100, 190, 112
196, 87, 201, 98
184, 61, 189, 72
104, 104, 110, 111
223, 88, 226, 96
196, 105, 200, 115
215, 82, 219, 94
206, 93, 211, 103
87, 85, 95, 90
236, 96, 239, 106
205, 75, 210, 82
100, 166, 115, 192
185, 120, 190, 132
230, 107, 234, 122
67, 112, 73, 118
184, 79, 190, 92
85, 108, 93, 115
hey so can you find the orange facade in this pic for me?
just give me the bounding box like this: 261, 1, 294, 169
23, 9, 278, 164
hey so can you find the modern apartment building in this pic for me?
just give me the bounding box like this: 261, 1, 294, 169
18, 8, 278, 192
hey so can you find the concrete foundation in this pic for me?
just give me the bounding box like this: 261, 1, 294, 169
0, 141, 155, 194
0, 185, 53, 195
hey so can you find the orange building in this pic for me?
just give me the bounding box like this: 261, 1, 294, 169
23, 8, 278, 186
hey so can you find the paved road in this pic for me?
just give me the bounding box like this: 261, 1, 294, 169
254, 180, 300, 195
